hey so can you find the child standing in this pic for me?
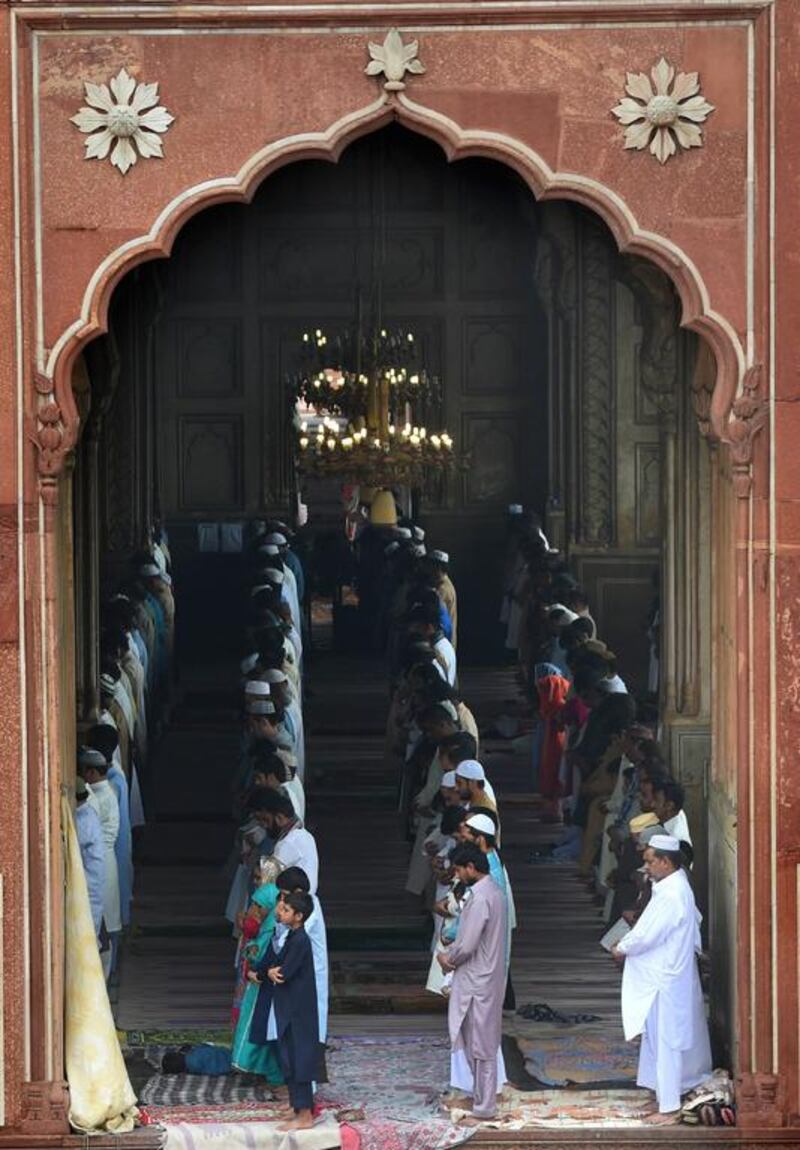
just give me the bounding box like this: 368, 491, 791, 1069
249, 890, 318, 1130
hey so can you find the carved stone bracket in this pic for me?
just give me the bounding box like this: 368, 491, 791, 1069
19, 1080, 70, 1134
29, 373, 70, 506
726, 363, 767, 498
736, 1071, 787, 1129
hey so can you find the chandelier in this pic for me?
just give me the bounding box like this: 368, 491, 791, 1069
290, 323, 455, 486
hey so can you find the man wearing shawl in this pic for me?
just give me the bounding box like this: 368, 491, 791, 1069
612, 834, 712, 1122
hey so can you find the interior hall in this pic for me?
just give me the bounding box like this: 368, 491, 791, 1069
68, 124, 729, 1138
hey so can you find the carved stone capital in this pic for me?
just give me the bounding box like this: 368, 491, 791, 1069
726, 363, 767, 498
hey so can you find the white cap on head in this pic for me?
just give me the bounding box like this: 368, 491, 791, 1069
261, 668, 288, 684
466, 813, 496, 837
250, 583, 272, 596
78, 745, 108, 769
240, 653, 259, 674
266, 532, 287, 546
429, 549, 449, 564
264, 568, 285, 585
412, 526, 425, 541
258, 543, 281, 557
548, 603, 579, 625
412, 544, 426, 557
455, 759, 485, 781
396, 527, 413, 540
649, 834, 681, 852
244, 680, 271, 697
441, 770, 457, 788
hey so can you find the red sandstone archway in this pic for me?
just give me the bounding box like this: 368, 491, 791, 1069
42, 93, 744, 487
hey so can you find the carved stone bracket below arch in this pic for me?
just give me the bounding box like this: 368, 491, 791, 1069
29, 373, 70, 507
725, 363, 768, 499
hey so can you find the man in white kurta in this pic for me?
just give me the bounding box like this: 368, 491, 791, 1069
271, 798, 319, 895
612, 834, 712, 1119
79, 747, 122, 981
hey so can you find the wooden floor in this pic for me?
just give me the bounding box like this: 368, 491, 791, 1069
115, 646, 624, 1050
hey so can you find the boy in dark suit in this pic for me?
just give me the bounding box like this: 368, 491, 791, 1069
250, 890, 319, 1130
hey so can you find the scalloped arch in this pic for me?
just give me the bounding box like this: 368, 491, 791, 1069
47, 90, 744, 455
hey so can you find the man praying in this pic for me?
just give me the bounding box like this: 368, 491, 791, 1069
612, 833, 712, 1123
438, 843, 507, 1123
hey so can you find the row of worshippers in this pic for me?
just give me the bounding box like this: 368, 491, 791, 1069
502, 505, 711, 1121
349, 487, 458, 658
74, 526, 177, 981
217, 520, 331, 1127
358, 506, 516, 1122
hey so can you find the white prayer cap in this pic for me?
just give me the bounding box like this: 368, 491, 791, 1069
240, 653, 259, 674
385, 542, 400, 556
649, 834, 681, 852
250, 583, 272, 597
455, 759, 485, 781
266, 532, 287, 546
508, 503, 524, 515
261, 668, 288, 684
258, 543, 281, 557
244, 680, 271, 697
412, 544, 426, 557
441, 770, 457, 788
466, 813, 496, 837
246, 699, 276, 716
396, 527, 413, 540
412, 526, 425, 542
429, 549, 449, 564
264, 568, 285, 585
78, 745, 107, 769
548, 603, 579, 625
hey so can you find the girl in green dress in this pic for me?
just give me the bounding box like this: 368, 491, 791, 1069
231, 862, 284, 1083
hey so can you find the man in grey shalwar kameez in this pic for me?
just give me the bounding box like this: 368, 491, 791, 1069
438, 843, 507, 1120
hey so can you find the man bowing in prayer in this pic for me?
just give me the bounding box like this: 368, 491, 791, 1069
611, 833, 712, 1123
438, 843, 507, 1123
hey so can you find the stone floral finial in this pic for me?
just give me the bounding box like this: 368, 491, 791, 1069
365, 29, 425, 92
71, 67, 174, 175
612, 57, 714, 164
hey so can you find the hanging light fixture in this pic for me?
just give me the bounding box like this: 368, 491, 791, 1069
290, 325, 453, 485
288, 134, 455, 486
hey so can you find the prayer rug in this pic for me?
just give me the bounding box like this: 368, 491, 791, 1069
317, 1036, 474, 1150
514, 1030, 638, 1087
153, 1110, 342, 1150
139, 1070, 273, 1106
140, 1100, 287, 1124
449, 1085, 654, 1130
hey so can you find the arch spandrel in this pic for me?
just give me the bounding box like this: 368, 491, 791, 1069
30, 22, 754, 488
